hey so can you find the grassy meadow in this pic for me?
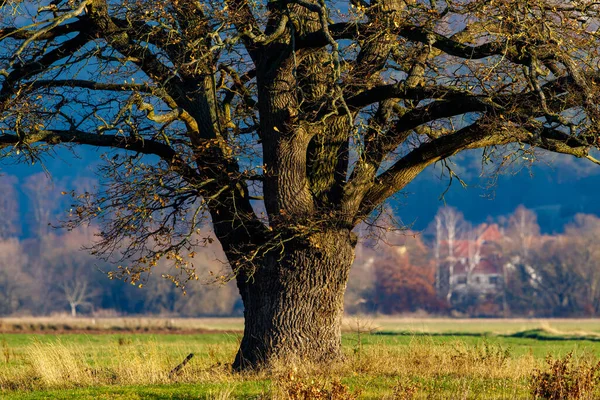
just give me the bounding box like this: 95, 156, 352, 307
2, 318, 600, 399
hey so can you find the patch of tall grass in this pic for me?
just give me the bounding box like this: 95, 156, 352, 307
2, 334, 600, 399
1, 337, 239, 391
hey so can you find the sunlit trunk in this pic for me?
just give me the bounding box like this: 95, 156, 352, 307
233, 229, 355, 370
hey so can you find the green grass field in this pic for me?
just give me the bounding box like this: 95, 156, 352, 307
2, 318, 600, 399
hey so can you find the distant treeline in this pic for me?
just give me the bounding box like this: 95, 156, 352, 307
1, 173, 600, 317
346, 206, 600, 318
0, 173, 240, 317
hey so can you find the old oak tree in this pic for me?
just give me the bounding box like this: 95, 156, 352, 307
1, 0, 600, 369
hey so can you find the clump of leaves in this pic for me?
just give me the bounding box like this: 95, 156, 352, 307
281, 372, 357, 400
530, 352, 600, 400
451, 340, 511, 368
391, 378, 420, 400
117, 337, 132, 346
476, 340, 512, 367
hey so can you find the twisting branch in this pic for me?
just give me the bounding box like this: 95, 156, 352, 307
133, 94, 182, 124
0, 130, 202, 185
8, 1, 91, 65
0, 20, 85, 41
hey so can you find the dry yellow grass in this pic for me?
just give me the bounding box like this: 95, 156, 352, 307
27, 340, 94, 387
3, 336, 600, 399
0, 336, 540, 394
2, 337, 241, 391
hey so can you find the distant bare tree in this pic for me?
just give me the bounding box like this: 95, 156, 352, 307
38, 227, 101, 316
433, 214, 443, 292
564, 214, 600, 314
345, 241, 377, 314
435, 206, 465, 302
506, 205, 540, 260
22, 173, 63, 238
464, 224, 482, 285
0, 175, 20, 239
433, 215, 442, 261
0, 238, 30, 315
61, 278, 96, 317
528, 239, 588, 316
439, 206, 464, 260
501, 205, 542, 315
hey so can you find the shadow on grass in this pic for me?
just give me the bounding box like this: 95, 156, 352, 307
506, 329, 600, 342
372, 331, 492, 337
373, 328, 600, 342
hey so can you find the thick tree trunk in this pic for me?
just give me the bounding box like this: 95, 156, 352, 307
233, 229, 356, 370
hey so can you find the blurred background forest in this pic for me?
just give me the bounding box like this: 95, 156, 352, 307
2, 164, 600, 318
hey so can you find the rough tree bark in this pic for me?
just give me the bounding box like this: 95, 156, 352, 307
233, 230, 356, 369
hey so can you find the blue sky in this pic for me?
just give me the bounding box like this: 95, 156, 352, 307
3, 145, 600, 238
